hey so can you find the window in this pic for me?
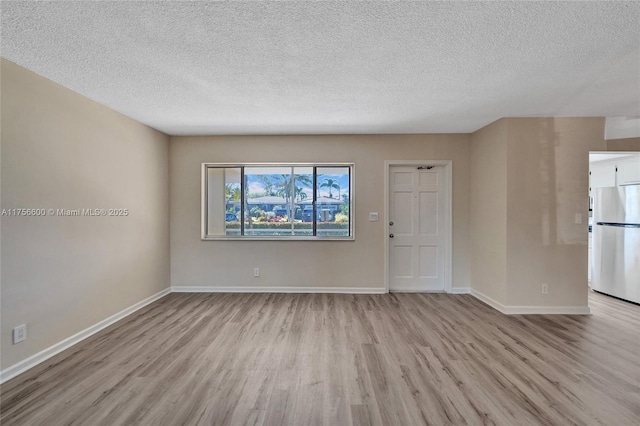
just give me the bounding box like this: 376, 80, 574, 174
203, 163, 353, 240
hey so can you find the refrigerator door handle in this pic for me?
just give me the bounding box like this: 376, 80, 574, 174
596, 222, 640, 228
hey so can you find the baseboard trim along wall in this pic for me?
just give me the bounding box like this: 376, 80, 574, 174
451, 287, 471, 294
470, 289, 591, 315
172, 286, 387, 294
0, 288, 171, 384
470, 288, 508, 312
503, 305, 591, 315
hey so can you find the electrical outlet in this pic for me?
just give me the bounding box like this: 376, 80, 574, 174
574, 213, 582, 224
541, 283, 548, 295
254, 267, 260, 277
13, 324, 27, 344
369, 212, 379, 222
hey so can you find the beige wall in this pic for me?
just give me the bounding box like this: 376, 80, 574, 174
505, 118, 607, 307
469, 119, 508, 305
170, 134, 471, 290
606, 137, 640, 151
470, 117, 610, 309
1, 59, 171, 369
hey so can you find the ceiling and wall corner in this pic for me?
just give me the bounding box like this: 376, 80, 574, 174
604, 117, 640, 140
1, 1, 639, 136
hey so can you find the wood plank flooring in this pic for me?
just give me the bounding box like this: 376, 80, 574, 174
1, 291, 639, 425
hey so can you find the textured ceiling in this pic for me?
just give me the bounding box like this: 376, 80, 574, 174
2, 1, 639, 135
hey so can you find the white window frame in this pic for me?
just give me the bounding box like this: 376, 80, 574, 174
201, 163, 355, 241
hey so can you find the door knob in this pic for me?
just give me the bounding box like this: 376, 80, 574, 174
389, 234, 394, 238
389, 221, 394, 226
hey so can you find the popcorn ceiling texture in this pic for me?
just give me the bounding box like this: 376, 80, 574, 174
2, 1, 639, 135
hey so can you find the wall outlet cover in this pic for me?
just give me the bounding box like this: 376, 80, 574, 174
13, 324, 27, 344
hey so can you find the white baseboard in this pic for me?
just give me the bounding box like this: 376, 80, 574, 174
502, 305, 591, 315
0, 287, 171, 384
172, 286, 386, 294
451, 287, 470, 294
470, 288, 508, 313
470, 289, 591, 315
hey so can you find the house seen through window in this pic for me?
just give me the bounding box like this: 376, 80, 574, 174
203, 164, 353, 240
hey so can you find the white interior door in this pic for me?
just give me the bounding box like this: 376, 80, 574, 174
388, 165, 446, 292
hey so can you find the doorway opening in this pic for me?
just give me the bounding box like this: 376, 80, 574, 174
588, 151, 640, 306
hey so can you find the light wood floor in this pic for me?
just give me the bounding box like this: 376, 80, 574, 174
1, 291, 639, 425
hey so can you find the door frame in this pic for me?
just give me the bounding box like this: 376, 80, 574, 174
384, 160, 453, 293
